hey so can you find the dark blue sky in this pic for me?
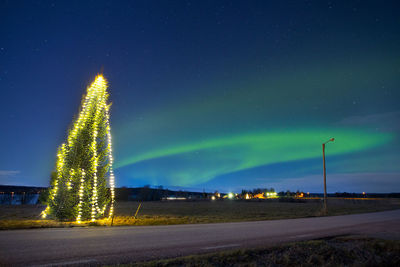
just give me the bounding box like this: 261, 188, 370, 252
1, 0, 399, 193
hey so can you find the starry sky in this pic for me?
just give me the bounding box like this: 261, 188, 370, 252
1, 0, 399, 193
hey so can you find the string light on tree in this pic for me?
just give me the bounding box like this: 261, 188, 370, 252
42, 74, 115, 222
76, 169, 86, 223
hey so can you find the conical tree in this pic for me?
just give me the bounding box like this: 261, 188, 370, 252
42, 75, 115, 222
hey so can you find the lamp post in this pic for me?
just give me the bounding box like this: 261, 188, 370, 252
322, 137, 334, 214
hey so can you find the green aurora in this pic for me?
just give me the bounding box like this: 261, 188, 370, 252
113, 55, 399, 188
116, 129, 393, 186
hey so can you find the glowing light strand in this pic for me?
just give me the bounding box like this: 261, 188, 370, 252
67, 168, 74, 190
105, 104, 115, 218
76, 169, 85, 223
90, 86, 106, 221
42, 75, 115, 222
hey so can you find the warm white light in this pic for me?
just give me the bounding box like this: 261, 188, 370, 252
44, 75, 115, 222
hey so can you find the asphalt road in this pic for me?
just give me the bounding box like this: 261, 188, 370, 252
1, 209, 400, 266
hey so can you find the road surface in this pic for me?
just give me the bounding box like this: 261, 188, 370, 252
1, 209, 399, 266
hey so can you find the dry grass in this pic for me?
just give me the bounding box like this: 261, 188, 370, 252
112, 199, 400, 224
126, 236, 400, 267
0, 199, 399, 230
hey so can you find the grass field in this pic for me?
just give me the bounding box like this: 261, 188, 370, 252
127, 236, 400, 266
0, 198, 399, 230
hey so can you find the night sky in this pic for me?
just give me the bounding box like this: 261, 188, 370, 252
1, 1, 399, 193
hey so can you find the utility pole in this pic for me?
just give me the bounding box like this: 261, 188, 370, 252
322, 138, 334, 215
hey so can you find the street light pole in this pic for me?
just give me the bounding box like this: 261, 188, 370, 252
322, 138, 334, 215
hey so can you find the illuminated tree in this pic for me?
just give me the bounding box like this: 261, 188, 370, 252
42, 75, 115, 222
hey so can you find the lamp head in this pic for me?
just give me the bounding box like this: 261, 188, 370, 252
323, 137, 335, 145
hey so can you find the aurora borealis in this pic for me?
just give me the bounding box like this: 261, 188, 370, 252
116, 129, 393, 184
1, 1, 399, 193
